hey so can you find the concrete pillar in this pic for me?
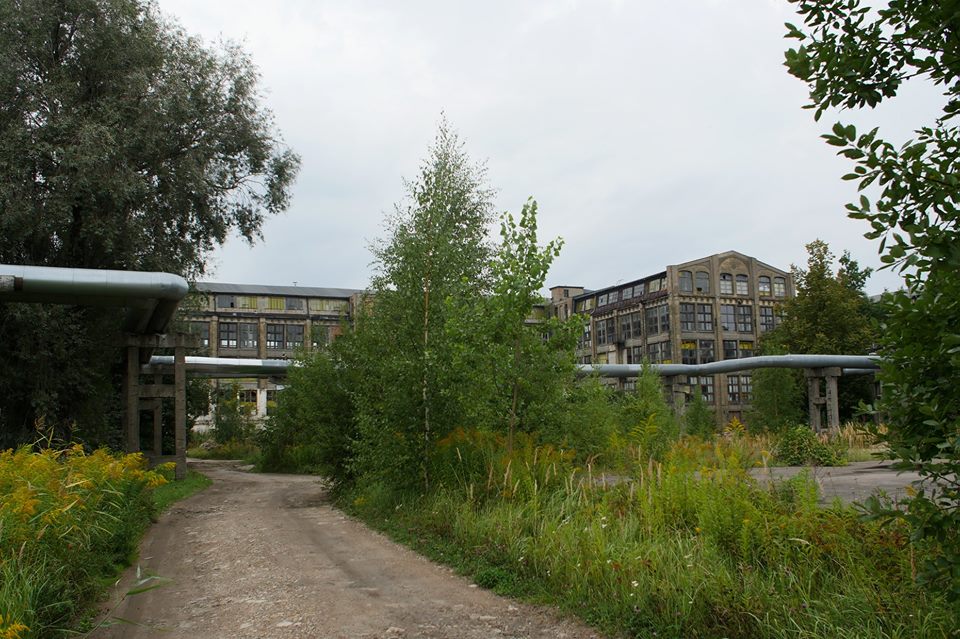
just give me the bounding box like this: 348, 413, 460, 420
806, 372, 822, 432
125, 344, 140, 453
174, 335, 187, 480
152, 373, 163, 456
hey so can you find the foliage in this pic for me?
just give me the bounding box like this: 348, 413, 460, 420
774, 425, 847, 467
0, 446, 167, 637
348, 117, 495, 491
765, 240, 879, 421
212, 383, 255, 445
745, 342, 804, 433
786, 0, 960, 598
258, 338, 357, 477
619, 362, 680, 461
0, 0, 299, 446
345, 432, 956, 639
444, 200, 581, 448
682, 387, 716, 438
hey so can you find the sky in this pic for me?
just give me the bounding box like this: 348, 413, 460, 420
157, 0, 944, 296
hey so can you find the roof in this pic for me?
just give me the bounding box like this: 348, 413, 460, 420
194, 281, 361, 299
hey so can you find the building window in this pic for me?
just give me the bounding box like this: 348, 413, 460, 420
698, 339, 715, 363
720, 304, 735, 331
631, 312, 642, 337
681, 340, 697, 365
690, 375, 715, 403
722, 340, 755, 359
645, 306, 659, 335
237, 296, 257, 310
239, 389, 258, 404
679, 270, 693, 293
596, 319, 619, 346
736, 306, 754, 333
219, 322, 238, 348
188, 322, 210, 347
626, 345, 645, 364
648, 278, 662, 293
216, 295, 236, 309
286, 297, 304, 311
579, 354, 592, 365
609, 290, 619, 304
696, 304, 713, 331
622, 286, 633, 300
759, 307, 775, 332
680, 303, 696, 332
735, 274, 749, 296
634, 282, 645, 296
563, 289, 570, 298
758, 276, 771, 296
695, 271, 710, 294
648, 341, 672, 364
723, 339, 739, 360
659, 305, 670, 334
267, 297, 284, 310
774, 276, 786, 298
285, 324, 305, 349
266, 324, 284, 349
728, 374, 752, 404
620, 313, 633, 340
239, 323, 258, 349
720, 273, 733, 295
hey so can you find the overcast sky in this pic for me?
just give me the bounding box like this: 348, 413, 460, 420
157, 0, 943, 296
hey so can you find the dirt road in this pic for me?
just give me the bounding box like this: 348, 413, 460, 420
90, 460, 603, 639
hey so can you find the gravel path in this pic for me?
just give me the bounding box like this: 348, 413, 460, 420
89, 460, 604, 639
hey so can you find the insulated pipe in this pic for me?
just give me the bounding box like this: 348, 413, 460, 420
0, 264, 189, 333
144, 354, 881, 379
145, 356, 294, 378
578, 354, 880, 378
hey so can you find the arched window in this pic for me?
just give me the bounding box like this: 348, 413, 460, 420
773, 276, 786, 297
679, 270, 693, 293
695, 271, 710, 293
758, 276, 771, 295
735, 274, 749, 295
719, 273, 733, 295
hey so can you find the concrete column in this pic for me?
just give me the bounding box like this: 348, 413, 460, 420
125, 344, 140, 453
824, 367, 841, 433
806, 372, 823, 432
174, 335, 187, 480
152, 374, 163, 456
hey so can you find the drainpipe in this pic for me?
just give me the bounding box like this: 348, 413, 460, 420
0, 264, 189, 333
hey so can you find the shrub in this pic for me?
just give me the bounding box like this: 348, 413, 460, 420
774, 426, 847, 466
0, 446, 166, 637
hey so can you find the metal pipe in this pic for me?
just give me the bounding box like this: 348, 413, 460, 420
578, 354, 880, 378
145, 356, 294, 378
0, 264, 189, 333
144, 353, 881, 380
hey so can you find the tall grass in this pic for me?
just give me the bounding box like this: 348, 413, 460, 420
0, 446, 168, 638
346, 430, 957, 638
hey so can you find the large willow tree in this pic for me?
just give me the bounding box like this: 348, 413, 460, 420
0, 0, 299, 445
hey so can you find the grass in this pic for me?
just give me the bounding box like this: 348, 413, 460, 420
341, 430, 958, 639
186, 437, 259, 463
152, 469, 212, 512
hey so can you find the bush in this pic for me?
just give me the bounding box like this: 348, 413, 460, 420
774, 426, 847, 466
0, 446, 166, 637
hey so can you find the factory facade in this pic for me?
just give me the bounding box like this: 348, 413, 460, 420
184, 250, 792, 423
